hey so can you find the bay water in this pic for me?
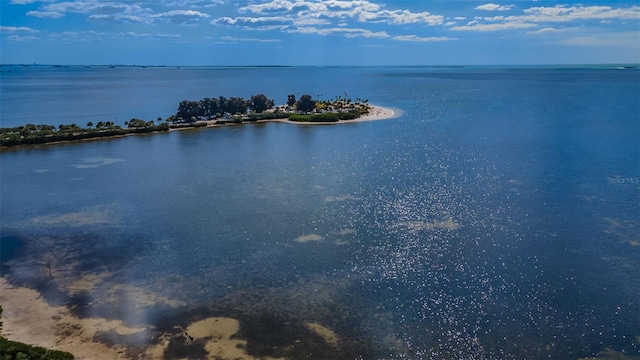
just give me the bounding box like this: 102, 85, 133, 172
1, 66, 639, 359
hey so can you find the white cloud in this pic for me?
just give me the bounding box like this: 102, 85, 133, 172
451, 22, 537, 31
27, 11, 65, 18
10, 0, 39, 4
39, 1, 158, 24
526, 27, 558, 34
155, 9, 210, 17
214, 16, 291, 25
152, 9, 210, 24
165, 0, 223, 8
452, 4, 640, 33
475, 3, 515, 12
393, 35, 456, 42
236, 0, 443, 26
290, 26, 390, 38
43, 1, 148, 14
212, 0, 445, 42
219, 36, 282, 42
376, 9, 443, 25
88, 14, 151, 24
116, 32, 182, 41
7, 35, 40, 41
294, 17, 330, 26
0, 26, 39, 33
521, 5, 640, 22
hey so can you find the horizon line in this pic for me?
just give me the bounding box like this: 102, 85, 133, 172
2, 63, 639, 68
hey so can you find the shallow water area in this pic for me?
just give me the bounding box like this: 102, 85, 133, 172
1, 66, 639, 359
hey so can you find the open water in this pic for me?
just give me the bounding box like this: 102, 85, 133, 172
1, 65, 639, 359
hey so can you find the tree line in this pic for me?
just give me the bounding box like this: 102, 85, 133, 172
168, 93, 370, 123
0, 94, 372, 147
169, 94, 275, 123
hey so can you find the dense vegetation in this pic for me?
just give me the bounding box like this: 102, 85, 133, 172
167, 93, 370, 124
0, 93, 371, 147
0, 122, 169, 147
0, 306, 75, 359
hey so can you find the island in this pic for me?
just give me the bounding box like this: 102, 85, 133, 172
0, 94, 395, 148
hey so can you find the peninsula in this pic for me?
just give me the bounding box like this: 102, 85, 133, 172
0, 94, 395, 148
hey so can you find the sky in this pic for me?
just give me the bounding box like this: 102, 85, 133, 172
1, 0, 639, 66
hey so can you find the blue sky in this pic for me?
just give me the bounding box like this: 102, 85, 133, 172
1, 0, 639, 65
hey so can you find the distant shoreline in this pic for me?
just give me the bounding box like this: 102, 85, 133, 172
0, 105, 398, 150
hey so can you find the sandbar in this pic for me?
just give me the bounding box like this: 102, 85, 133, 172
0, 276, 134, 359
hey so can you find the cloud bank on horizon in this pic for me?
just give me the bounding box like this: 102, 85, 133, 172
1, 0, 638, 65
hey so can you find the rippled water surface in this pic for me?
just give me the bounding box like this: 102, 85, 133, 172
1, 66, 639, 359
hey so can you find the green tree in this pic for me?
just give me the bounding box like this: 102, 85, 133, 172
127, 118, 146, 128
249, 93, 274, 113
287, 94, 296, 107
223, 97, 248, 115
296, 94, 315, 113
200, 97, 219, 118
87, 121, 93, 128
177, 100, 203, 119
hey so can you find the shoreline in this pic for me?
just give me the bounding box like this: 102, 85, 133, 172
0, 105, 397, 150
0, 276, 129, 359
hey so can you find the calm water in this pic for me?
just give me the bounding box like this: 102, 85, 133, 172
1, 66, 639, 359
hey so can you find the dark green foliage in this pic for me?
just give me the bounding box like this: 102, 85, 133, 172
127, 118, 146, 128
309, 113, 339, 122
288, 113, 340, 122
200, 97, 219, 118
230, 115, 244, 123
0, 338, 75, 360
287, 94, 296, 107
0, 120, 170, 147
296, 94, 315, 113
288, 114, 312, 122
0, 306, 75, 359
249, 94, 274, 113
247, 111, 290, 121
225, 97, 249, 115
336, 110, 361, 120
214, 96, 249, 115
176, 100, 202, 119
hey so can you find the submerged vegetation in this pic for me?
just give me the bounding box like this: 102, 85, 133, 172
0, 94, 371, 147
